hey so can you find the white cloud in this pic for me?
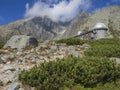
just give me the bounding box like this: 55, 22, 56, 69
24, 0, 91, 22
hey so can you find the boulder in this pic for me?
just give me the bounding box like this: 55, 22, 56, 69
4, 35, 38, 49
7, 83, 20, 90
2, 66, 16, 72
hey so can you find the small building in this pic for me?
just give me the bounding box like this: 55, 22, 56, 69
74, 23, 108, 40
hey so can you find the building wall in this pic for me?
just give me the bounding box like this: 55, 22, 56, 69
95, 30, 108, 40
77, 29, 108, 40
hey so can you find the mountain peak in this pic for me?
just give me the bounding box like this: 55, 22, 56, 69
0, 6, 120, 41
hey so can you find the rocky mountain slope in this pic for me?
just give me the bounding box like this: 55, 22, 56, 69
0, 17, 67, 41
0, 11, 89, 41
66, 6, 120, 38
0, 42, 89, 90
63, 11, 89, 37
0, 6, 120, 41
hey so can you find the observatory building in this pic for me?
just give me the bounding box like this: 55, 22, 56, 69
93, 23, 108, 39
74, 23, 109, 40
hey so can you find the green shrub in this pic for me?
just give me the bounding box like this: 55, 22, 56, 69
19, 56, 120, 90
85, 45, 120, 58
85, 38, 120, 46
0, 40, 6, 49
19, 56, 77, 90
85, 38, 120, 58
70, 82, 120, 90
74, 57, 120, 87
56, 38, 84, 45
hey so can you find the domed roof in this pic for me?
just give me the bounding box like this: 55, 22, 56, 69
77, 31, 83, 35
93, 23, 108, 30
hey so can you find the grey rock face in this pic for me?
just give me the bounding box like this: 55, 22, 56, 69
0, 17, 67, 41
63, 11, 89, 37
7, 83, 20, 90
4, 35, 38, 49
2, 66, 16, 72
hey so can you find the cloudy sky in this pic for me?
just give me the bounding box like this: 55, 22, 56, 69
0, 0, 120, 25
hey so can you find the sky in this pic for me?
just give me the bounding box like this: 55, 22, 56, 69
0, 0, 120, 25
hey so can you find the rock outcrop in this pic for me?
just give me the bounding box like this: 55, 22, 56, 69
0, 42, 89, 90
0, 17, 67, 41
4, 35, 38, 49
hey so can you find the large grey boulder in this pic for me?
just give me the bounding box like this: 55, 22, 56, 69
4, 35, 38, 49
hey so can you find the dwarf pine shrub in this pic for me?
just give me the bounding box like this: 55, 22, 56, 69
19, 56, 120, 90
56, 38, 84, 45
85, 38, 120, 58
0, 40, 6, 49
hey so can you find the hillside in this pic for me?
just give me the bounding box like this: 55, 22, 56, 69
0, 17, 67, 41
0, 38, 120, 90
66, 6, 120, 38
0, 6, 120, 41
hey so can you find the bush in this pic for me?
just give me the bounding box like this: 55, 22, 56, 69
85, 45, 120, 58
0, 40, 6, 49
19, 56, 76, 90
85, 38, 120, 46
56, 38, 84, 45
85, 38, 120, 58
74, 57, 120, 87
19, 56, 120, 90
70, 82, 120, 90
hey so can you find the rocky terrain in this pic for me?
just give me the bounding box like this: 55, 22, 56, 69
67, 6, 120, 38
0, 17, 67, 41
0, 6, 120, 41
0, 42, 89, 90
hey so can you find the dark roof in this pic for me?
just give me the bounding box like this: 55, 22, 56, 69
73, 28, 108, 38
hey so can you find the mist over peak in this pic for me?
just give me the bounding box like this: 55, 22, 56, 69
25, 0, 91, 22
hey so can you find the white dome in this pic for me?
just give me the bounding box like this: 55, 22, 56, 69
77, 31, 83, 35
93, 23, 108, 30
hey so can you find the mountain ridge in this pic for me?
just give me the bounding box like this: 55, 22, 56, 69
75, 6, 120, 38
0, 5, 120, 41
0, 16, 68, 41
